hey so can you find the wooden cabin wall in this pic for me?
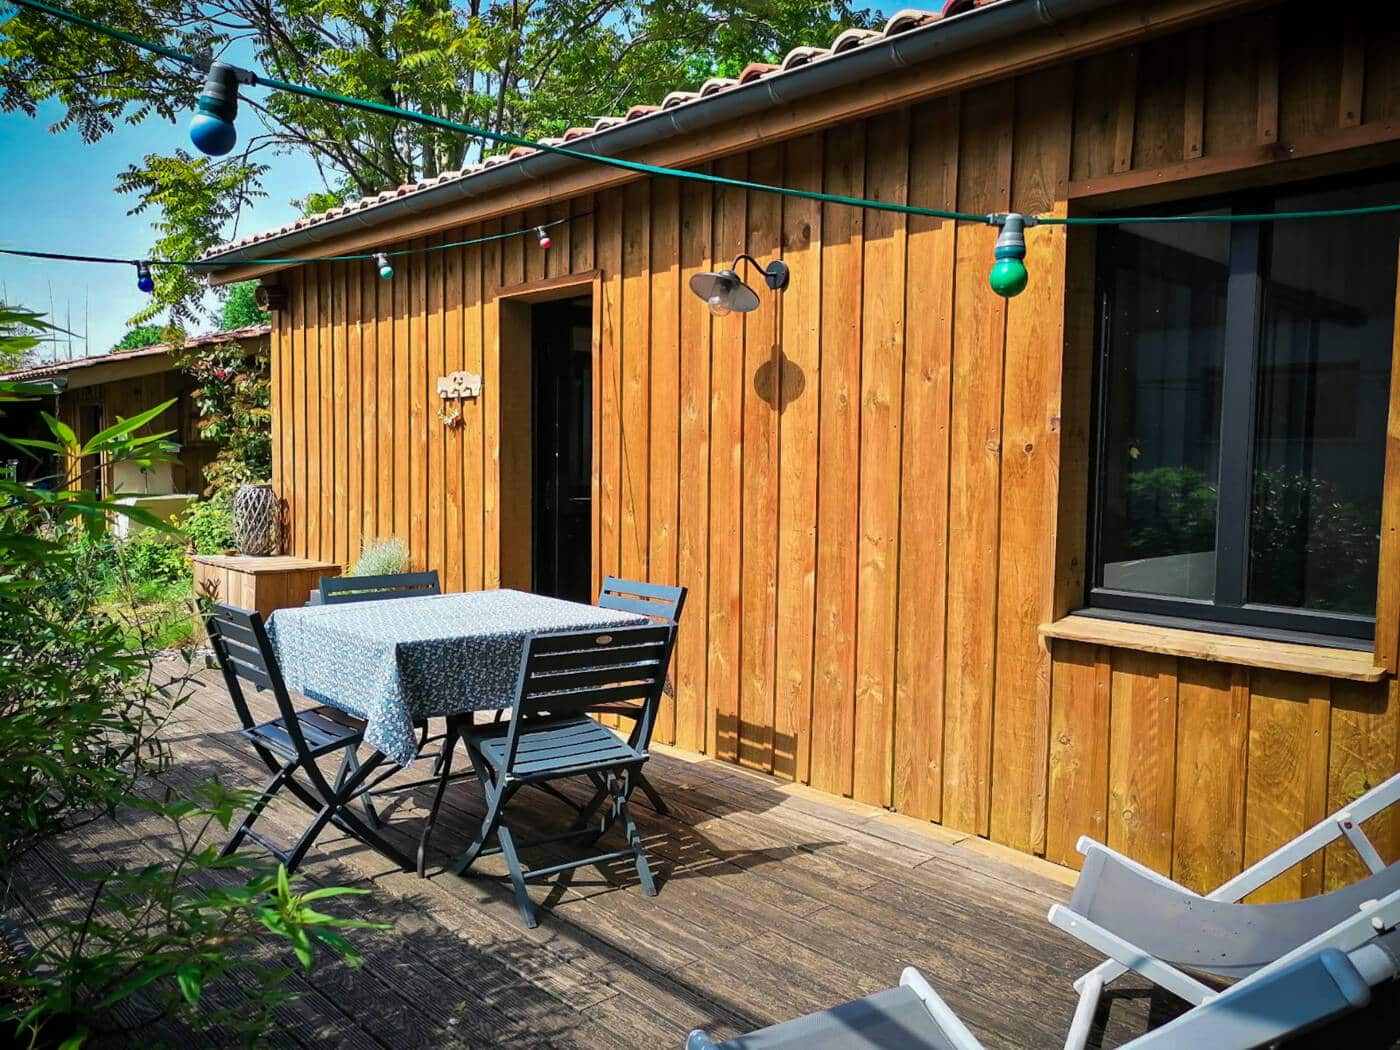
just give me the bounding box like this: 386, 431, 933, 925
269, 0, 1400, 890
60, 368, 210, 494
1048, 645, 1397, 899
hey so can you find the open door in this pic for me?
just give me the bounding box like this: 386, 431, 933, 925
530, 295, 593, 602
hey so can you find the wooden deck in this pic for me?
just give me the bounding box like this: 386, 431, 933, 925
17, 665, 1183, 1049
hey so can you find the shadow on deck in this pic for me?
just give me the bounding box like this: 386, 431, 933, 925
18, 667, 1188, 1049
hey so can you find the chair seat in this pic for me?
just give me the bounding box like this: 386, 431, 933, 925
472, 715, 642, 778
244, 705, 365, 761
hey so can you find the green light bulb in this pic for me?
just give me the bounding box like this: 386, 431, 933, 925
989, 213, 1030, 298
989, 258, 1028, 298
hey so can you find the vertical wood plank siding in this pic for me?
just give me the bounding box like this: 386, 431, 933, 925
269, 4, 1400, 891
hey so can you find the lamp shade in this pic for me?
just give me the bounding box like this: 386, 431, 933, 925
689, 269, 761, 315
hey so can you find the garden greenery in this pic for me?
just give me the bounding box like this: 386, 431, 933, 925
176, 489, 234, 555
175, 336, 270, 494
0, 308, 377, 1047
347, 537, 410, 578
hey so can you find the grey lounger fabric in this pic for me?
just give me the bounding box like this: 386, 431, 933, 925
685, 922, 1400, 1050
1068, 842, 1400, 978
688, 986, 962, 1050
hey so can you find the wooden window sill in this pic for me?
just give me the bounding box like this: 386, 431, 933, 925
1039, 615, 1388, 683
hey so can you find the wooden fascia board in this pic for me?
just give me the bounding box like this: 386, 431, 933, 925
59, 355, 179, 392
1068, 120, 1400, 208
211, 0, 1263, 285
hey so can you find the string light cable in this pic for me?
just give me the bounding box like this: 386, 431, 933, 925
10, 0, 1400, 299
0, 215, 578, 291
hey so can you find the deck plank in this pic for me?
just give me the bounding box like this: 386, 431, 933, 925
14, 666, 1170, 1048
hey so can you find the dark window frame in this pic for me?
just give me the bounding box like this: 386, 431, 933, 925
1084, 172, 1397, 649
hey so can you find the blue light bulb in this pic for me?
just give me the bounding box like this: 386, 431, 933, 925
136, 262, 155, 294
376, 253, 394, 280
190, 62, 240, 157
190, 111, 237, 156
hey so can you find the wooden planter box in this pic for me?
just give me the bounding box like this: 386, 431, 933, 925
192, 554, 341, 620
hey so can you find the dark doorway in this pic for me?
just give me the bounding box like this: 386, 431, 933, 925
531, 295, 593, 602
80, 403, 104, 498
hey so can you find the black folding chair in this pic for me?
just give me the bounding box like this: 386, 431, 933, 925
425, 622, 677, 927
206, 603, 411, 873
317, 569, 441, 604
589, 576, 686, 816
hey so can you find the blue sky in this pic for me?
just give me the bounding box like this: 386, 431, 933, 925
0, 97, 320, 360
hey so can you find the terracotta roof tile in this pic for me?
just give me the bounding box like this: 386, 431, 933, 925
698, 76, 738, 96
780, 46, 827, 69
739, 62, 779, 83
830, 27, 882, 53
204, 6, 976, 260
885, 9, 942, 34
0, 325, 272, 383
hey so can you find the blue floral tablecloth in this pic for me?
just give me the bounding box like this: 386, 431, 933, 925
267, 589, 645, 766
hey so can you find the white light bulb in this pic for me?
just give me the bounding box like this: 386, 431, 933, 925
708, 293, 731, 317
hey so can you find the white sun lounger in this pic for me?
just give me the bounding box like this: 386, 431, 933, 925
1050, 770, 1400, 1050
684, 887, 1400, 1049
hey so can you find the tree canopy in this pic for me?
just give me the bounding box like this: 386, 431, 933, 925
1, 1, 877, 324
219, 281, 271, 330
111, 323, 168, 352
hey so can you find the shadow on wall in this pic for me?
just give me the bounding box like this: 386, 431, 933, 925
752, 347, 806, 411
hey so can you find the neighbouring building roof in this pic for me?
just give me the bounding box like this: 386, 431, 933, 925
203, 0, 1017, 264
0, 324, 272, 385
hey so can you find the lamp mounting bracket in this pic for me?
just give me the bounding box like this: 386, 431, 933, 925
731, 253, 790, 291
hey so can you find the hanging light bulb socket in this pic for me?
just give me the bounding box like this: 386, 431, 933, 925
135, 261, 155, 294
688, 254, 789, 317
375, 252, 394, 280
987, 213, 1034, 299
189, 61, 253, 157
536, 226, 552, 250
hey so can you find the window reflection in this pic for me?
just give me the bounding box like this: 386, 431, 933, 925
1248, 182, 1399, 615
1097, 218, 1229, 600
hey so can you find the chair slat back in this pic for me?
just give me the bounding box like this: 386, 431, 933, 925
501, 624, 677, 773
598, 576, 686, 623
319, 570, 442, 605
205, 603, 320, 765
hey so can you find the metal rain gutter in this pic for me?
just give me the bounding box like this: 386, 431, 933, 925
206, 0, 1119, 267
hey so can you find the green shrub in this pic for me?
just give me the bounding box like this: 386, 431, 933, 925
0, 311, 378, 1046
177, 339, 270, 494
348, 537, 409, 577
14, 787, 383, 1047
118, 529, 190, 591
177, 491, 235, 555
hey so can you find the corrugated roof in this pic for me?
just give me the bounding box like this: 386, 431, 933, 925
0, 324, 271, 383
205, 2, 998, 261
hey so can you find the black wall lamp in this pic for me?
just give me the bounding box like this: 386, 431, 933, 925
689, 254, 789, 316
